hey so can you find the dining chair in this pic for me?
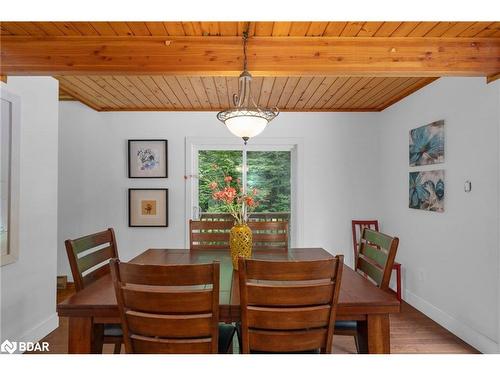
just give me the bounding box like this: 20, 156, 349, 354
110, 259, 236, 354
238, 255, 344, 353
64, 228, 123, 354
189, 219, 289, 251
336, 228, 399, 353
189, 219, 232, 250
352, 220, 402, 301
247, 221, 289, 251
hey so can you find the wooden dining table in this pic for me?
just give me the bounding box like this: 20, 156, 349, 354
57, 247, 400, 354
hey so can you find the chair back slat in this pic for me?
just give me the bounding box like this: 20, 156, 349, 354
118, 262, 214, 286
238, 256, 343, 354
247, 305, 331, 330
77, 245, 115, 274
111, 259, 220, 354
130, 335, 212, 354
65, 228, 118, 291
247, 283, 334, 306
244, 259, 336, 281
125, 311, 212, 338
355, 228, 399, 290
249, 328, 328, 353
121, 287, 213, 314
360, 244, 388, 268
351, 220, 379, 260
357, 256, 383, 286
82, 263, 111, 287
71, 230, 114, 254
190, 220, 234, 230
190, 232, 229, 242
189, 219, 289, 251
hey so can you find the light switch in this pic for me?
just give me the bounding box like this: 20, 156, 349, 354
464, 180, 472, 192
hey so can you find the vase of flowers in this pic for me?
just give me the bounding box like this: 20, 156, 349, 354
209, 165, 258, 270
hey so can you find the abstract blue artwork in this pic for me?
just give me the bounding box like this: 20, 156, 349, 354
409, 120, 444, 166
409, 170, 445, 212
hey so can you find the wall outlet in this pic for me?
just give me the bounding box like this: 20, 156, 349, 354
417, 269, 426, 283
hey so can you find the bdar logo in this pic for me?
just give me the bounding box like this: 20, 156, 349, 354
1, 339, 17, 354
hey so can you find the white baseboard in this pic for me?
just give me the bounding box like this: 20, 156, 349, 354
15, 313, 59, 353
404, 289, 498, 354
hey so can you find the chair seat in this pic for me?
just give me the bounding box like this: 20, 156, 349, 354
218, 323, 236, 354
103, 323, 123, 337
334, 320, 357, 331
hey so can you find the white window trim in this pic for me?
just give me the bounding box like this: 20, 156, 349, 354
1, 86, 21, 266
184, 136, 304, 249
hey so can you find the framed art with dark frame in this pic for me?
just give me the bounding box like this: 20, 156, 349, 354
128, 188, 168, 227
128, 139, 168, 178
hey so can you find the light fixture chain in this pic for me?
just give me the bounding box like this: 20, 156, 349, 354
243, 30, 248, 72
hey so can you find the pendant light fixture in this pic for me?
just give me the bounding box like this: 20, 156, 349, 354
217, 28, 279, 144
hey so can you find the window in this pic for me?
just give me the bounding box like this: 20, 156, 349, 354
186, 137, 302, 247
198, 150, 243, 213
197, 149, 291, 216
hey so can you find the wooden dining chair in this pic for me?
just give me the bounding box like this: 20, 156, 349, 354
238, 255, 344, 353
189, 219, 289, 251
336, 228, 399, 353
110, 259, 236, 354
64, 228, 123, 354
189, 219, 232, 250
247, 221, 289, 251
352, 220, 402, 301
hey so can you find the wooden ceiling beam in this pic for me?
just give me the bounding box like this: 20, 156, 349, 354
2, 36, 499, 77
487, 72, 500, 83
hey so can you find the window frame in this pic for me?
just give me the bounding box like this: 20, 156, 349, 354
1, 86, 21, 266
185, 137, 304, 248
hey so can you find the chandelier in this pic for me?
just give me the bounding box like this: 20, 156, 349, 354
217, 30, 279, 144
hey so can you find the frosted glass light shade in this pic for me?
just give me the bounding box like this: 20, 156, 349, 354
225, 115, 268, 139
217, 108, 278, 142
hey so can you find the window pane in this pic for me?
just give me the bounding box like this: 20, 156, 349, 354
247, 151, 291, 213
198, 150, 242, 213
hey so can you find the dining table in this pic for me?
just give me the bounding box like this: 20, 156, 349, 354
57, 247, 400, 354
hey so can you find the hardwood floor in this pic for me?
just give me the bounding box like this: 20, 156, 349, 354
28, 285, 479, 354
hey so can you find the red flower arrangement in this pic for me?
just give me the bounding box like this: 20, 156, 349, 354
208, 165, 259, 224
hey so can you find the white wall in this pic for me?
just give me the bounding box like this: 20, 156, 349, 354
377, 77, 500, 353
57, 77, 500, 353
58, 104, 380, 279
0, 77, 59, 349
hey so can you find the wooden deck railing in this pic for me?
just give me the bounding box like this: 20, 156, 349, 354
199, 212, 290, 222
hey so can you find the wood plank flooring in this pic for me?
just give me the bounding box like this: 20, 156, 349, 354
27, 285, 479, 354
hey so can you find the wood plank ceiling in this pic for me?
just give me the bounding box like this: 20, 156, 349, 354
57, 75, 436, 112
2, 22, 500, 112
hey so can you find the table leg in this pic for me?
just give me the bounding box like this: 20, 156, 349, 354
396, 264, 402, 301
367, 314, 390, 354
68, 317, 93, 354
355, 320, 369, 354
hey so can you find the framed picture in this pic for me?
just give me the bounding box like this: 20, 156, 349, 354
409, 170, 445, 212
129, 188, 168, 227
128, 139, 168, 178
409, 120, 444, 166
